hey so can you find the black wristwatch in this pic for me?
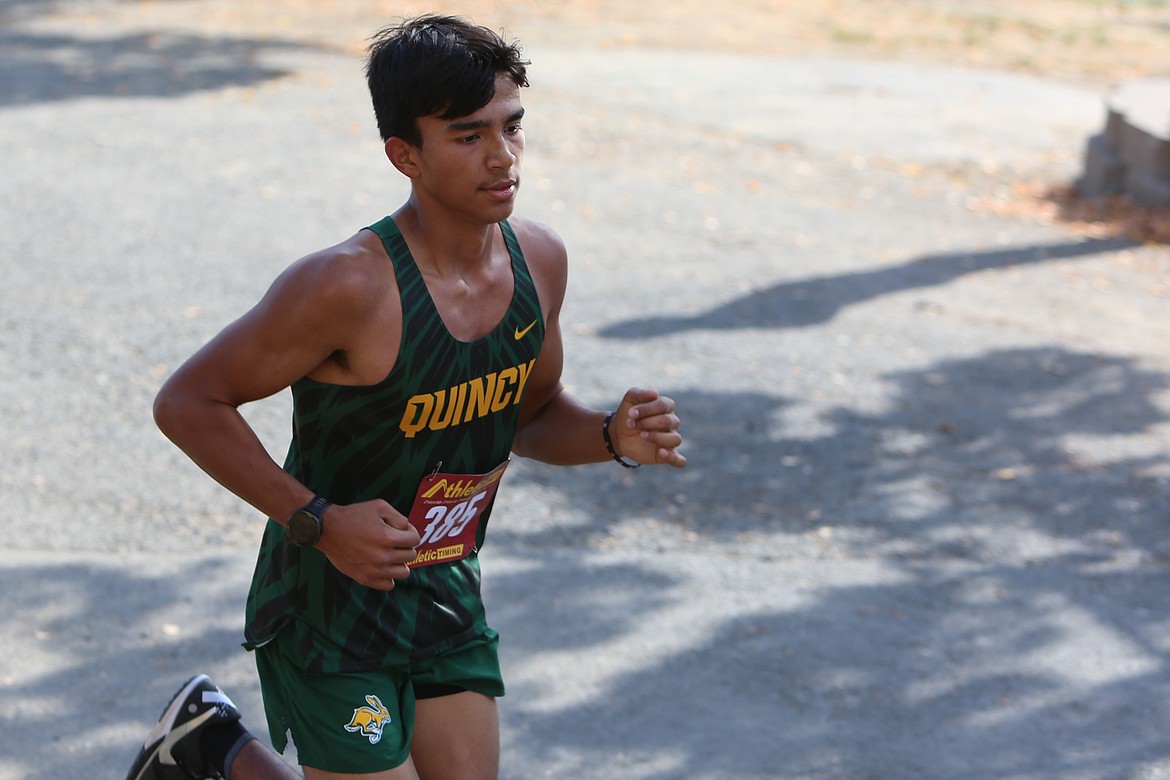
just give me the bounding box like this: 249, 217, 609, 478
286, 496, 330, 547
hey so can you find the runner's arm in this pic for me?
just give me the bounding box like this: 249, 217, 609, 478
154, 243, 419, 588
508, 221, 685, 468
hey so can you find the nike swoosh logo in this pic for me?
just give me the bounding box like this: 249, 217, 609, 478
514, 320, 537, 340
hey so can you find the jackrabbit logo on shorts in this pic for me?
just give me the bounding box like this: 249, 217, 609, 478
345, 693, 392, 744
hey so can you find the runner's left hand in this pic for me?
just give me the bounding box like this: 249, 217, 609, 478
611, 387, 686, 468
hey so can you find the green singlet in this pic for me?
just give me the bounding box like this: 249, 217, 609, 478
243, 217, 544, 673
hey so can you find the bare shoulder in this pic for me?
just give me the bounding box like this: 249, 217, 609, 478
507, 216, 567, 265
274, 228, 395, 318
506, 216, 568, 310
250, 228, 401, 384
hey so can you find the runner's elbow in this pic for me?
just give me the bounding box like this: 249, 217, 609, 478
153, 377, 205, 440
152, 384, 183, 438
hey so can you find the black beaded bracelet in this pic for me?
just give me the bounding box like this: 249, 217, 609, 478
602, 411, 641, 469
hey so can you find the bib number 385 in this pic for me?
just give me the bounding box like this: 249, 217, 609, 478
417, 492, 487, 547
405, 460, 509, 568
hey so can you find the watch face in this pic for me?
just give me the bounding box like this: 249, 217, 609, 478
287, 511, 320, 546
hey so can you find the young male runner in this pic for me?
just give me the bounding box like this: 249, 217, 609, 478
125, 14, 685, 780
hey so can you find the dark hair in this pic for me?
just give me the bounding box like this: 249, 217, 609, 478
365, 14, 529, 145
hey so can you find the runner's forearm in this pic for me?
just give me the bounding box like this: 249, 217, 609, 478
512, 390, 611, 465
154, 393, 312, 524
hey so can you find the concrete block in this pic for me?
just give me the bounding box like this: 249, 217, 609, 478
1080, 78, 1170, 203
1078, 133, 1125, 197
1108, 78, 1170, 140
1115, 117, 1170, 179
1102, 109, 1129, 147
1124, 166, 1170, 207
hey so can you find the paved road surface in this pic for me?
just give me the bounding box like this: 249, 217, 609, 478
2, 3, 1169, 779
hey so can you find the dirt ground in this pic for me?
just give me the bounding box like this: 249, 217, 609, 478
32, 0, 1170, 90
22, 0, 1165, 242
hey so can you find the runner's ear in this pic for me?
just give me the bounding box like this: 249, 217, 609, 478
385, 137, 419, 179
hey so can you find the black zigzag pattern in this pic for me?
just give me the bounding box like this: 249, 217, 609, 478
244, 218, 544, 672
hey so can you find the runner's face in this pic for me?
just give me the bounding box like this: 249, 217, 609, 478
412, 76, 525, 223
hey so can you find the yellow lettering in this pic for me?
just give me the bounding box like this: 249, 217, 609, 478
422, 478, 449, 499
400, 394, 433, 439
408, 543, 465, 567
477, 469, 505, 491
445, 479, 475, 499
428, 388, 458, 431
464, 375, 497, 422
403, 359, 537, 437
448, 382, 467, 425
491, 367, 518, 412
514, 359, 534, 405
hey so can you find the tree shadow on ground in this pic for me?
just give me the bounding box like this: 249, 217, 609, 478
5, 345, 1166, 778
504, 346, 1170, 562
596, 236, 1136, 338
6, 213, 1165, 777
0, 22, 313, 106
0, 557, 253, 779
492, 555, 1170, 779
0, 0, 61, 23
490, 345, 1170, 777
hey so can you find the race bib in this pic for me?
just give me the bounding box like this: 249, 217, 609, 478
405, 459, 510, 568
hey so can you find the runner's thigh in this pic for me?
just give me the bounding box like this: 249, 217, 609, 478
411, 692, 499, 780
302, 760, 421, 780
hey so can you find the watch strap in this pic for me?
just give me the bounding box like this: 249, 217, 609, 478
301, 495, 331, 520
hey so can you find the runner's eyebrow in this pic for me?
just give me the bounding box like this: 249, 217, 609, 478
445, 108, 525, 133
